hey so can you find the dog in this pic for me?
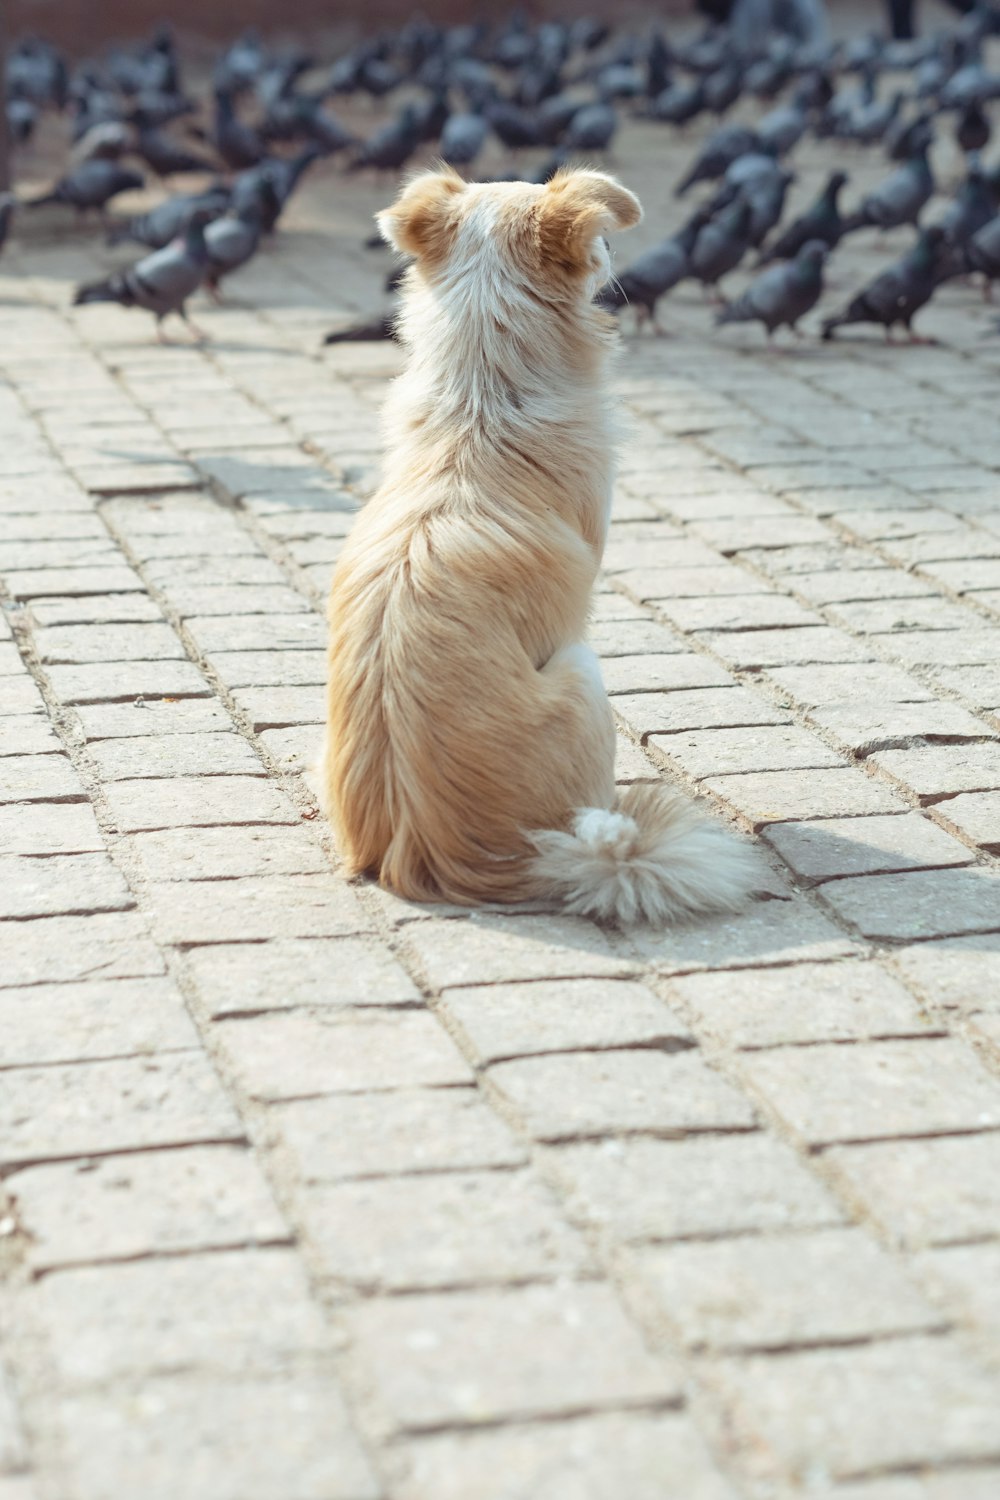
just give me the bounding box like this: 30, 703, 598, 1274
321, 165, 756, 924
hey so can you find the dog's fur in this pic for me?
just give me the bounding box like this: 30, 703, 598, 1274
321, 165, 756, 923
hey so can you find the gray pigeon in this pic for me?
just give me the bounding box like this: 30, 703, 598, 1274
759, 170, 848, 263
965, 216, 1000, 293
675, 125, 759, 197
0, 194, 15, 255
562, 102, 618, 154
204, 199, 271, 297
26, 159, 144, 218
689, 196, 754, 298
716, 240, 827, 339
822, 227, 951, 342
597, 208, 711, 330
440, 110, 489, 169
842, 148, 934, 235
73, 207, 214, 341
106, 187, 229, 249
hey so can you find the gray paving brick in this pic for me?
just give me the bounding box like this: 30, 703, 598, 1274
833, 1475, 1000, 1500
705, 768, 909, 829
546, 1134, 842, 1242
75, 697, 233, 740
0, 752, 85, 803
763, 812, 973, 883
27, 594, 163, 626
827, 1132, 1000, 1248
614, 688, 792, 737
35, 623, 185, 665
229, 685, 326, 731
602, 653, 734, 694
0, 978, 198, 1068
217, 1010, 473, 1102
889, 936, 1000, 1013
129, 824, 328, 882
818, 868, 1000, 940
936, 790, 1000, 852
101, 775, 299, 832
807, 697, 994, 753
45, 660, 211, 705
648, 724, 844, 780
185, 614, 326, 652
0, 717, 62, 758
344, 1282, 679, 1434
183, 935, 417, 1018
205, 649, 327, 688
0, 854, 133, 919
635, 1227, 942, 1352
629, 895, 862, 971
402, 913, 634, 989
146, 872, 367, 945
870, 742, 1000, 802
0, 676, 47, 715
88, 731, 265, 780
0, 911, 164, 987
8, 1146, 288, 1271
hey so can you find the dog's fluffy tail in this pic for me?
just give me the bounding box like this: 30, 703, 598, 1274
528, 783, 757, 927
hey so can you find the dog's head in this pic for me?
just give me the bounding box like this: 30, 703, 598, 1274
377, 166, 642, 302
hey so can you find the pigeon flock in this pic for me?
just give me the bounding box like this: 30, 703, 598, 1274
2, 4, 1000, 345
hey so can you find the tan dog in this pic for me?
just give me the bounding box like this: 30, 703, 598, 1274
322, 166, 756, 923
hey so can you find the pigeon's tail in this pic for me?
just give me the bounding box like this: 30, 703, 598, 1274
528, 784, 757, 927
673, 166, 702, 198
73, 274, 132, 308
821, 311, 848, 341
322, 314, 397, 344
840, 209, 869, 235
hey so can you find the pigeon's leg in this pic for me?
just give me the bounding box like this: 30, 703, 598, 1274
179, 306, 209, 343
205, 279, 224, 305
154, 318, 173, 346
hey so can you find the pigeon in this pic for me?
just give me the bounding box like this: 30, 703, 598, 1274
650, 78, 705, 125
323, 314, 398, 344
935, 163, 998, 247
756, 93, 810, 157
350, 104, 422, 173
885, 111, 934, 164
689, 195, 754, 298
135, 125, 216, 177
439, 109, 490, 169
73, 207, 215, 341
597, 207, 711, 330
743, 168, 796, 249
204, 191, 276, 297
232, 146, 320, 231
106, 187, 229, 249
0, 194, 15, 256
821, 226, 951, 342
562, 101, 618, 153
704, 64, 742, 116
212, 89, 265, 170
675, 125, 759, 197
759, 170, 848, 262
964, 216, 1000, 296
26, 160, 144, 218
841, 147, 935, 235
487, 100, 541, 152
956, 101, 992, 155
716, 240, 827, 339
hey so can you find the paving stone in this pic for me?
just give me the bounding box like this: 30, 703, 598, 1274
229, 685, 326, 731
629, 895, 862, 972
1, 540, 119, 571
0, 978, 198, 1067
818, 868, 1000, 940
440, 978, 690, 1065
545, 1134, 843, 1242
614, 732, 660, 783
33, 1248, 330, 1385
613, 688, 792, 737
0, 854, 133, 919
35, 623, 185, 664
635, 1227, 942, 1352
0, 716, 62, 757
345, 1282, 679, 1434
870, 743, 1000, 802
706, 1338, 1000, 1484
101, 775, 299, 831
763, 812, 972, 883
701, 626, 871, 669
185, 614, 326, 652
889, 936, 1000, 1013
670, 959, 937, 1048
3, 567, 143, 601
807, 697, 994, 754
8, 1145, 288, 1271
146, 872, 367, 945
216, 1010, 473, 1101
88, 731, 265, 780
704, 768, 908, 829
649, 723, 844, 780
584, 619, 688, 657
45, 660, 211, 705
832, 1475, 1000, 1500
621, 565, 772, 599
144, 554, 287, 589
129, 823, 328, 882
402, 913, 633, 989
183, 935, 416, 1018
739, 1039, 1000, 1147
166, 584, 312, 619
243, 724, 317, 774
0, 751, 85, 803
205, 649, 327, 688
0, 676, 48, 715
274, 1086, 525, 1182
915, 1243, 1000, 1342
27, 594, 164, 626
827, 1133, 1000, 1248
304, 1169, 592, 1291
0, 1051, 243, 1166
601, 654, 734, 694
76, 697, 233, 739
0, 1366, 26, 1473
51, 1375, 379, 1500
488, 1048, 755, 1142
936, 790, 1000, 852
763, 662, 933, 709
0, 911, 164, 987
392, 1412, 739, 1500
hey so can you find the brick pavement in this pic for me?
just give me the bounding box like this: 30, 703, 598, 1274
2, 85, 1000, 1500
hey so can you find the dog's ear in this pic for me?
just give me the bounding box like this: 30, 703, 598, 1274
377, 168, 465, 260
538, 170, 642, 270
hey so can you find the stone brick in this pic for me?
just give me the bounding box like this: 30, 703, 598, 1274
101, 775, 299, 832
0, 912, 164, 987
440, 978, 690, 1065
274, 1087, 525, 1182
739, 1039, 1000, 1147
4, 567, 143, 600
0, 1366, 26, 1473
0, 854, 133, 919
130, 824, 327, 882
0, 752, 85, 803
601, 654, 734, 694
27, 594, 163, 626
344, 1283, 679, 1434
614, 733, 660, 783
704, 768, 908, 829
0, 979, 198, 1067
0, 676, 49, 715
929, 664, 1000, 710
701, 626, 871, 669
0, 1051, 243, 1166
216, 1010, 473, 1102
76, 698, 233, 739
402, 913, 633, 990
889, 936, 1000, 1013
229, 686, 326, 731
45, 660, 211, 705
303, 1170, 591, 1291
649, 724, 844, 780
144, 554, 287, 589
586, 620, 688, 657
8, 1146, 288, 1271
205, 649, 327, 689
35, 623, 184, 664
807, 698, 993, 754
392, 1413, 739, 1500
870, 742, 1000, 802
185, 614, 326, 652
763, 812, 972, 883
51, 1375, 379, 1500
183, 936, 416, 1019
832, 1476, 1000, 1500
826, 1133, 1000, 1248
635, 1227, 942, 1351
145, 872, 367, 945
818, 868, 1000, 940
915, 1243, 1000, 1341
0, 716, 63, 757
763, 662, 933, 709
936, 790, 1000, 851
545, 1135, 842, 1242
629, 896, 862, 972
706, 1338, 1000, 1483
614, 688, 791, 738
33, 1248, 330, 1385
167, 584, 312, 619
88, 732, 264, 781
619, 565, 771, 600
488, 1048, 755, 1142
670, 960, 936, 1049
